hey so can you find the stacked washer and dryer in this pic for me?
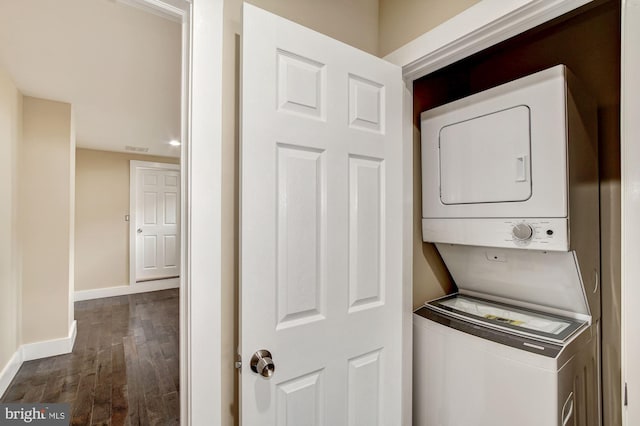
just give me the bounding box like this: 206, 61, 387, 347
414, 65, 601, 426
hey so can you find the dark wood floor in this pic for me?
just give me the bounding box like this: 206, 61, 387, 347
1, 289, 180, 426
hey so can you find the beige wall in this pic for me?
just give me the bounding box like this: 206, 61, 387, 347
378, 0, 481, 56
74, 148, 179, 292
20, 96, 75, 344
246, 0, 379, 54
0, 68, 22, 375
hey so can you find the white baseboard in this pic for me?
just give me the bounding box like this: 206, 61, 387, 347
1, 320, 77, 397
0, 348, 23, 398
22, 320, 77, 362
74, 277, 180, 302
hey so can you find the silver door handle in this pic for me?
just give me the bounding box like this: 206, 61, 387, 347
250, 350, 275, 378
137, 228, 143, 233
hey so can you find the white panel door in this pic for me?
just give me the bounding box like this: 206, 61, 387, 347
135, 167, 180, 281
241, 4, 403, 425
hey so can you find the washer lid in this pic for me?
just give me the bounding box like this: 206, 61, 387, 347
414, 304, 565, 357
435, 243, 590, 316
428, 293, 587, 344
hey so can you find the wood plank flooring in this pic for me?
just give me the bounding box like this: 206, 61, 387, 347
1, 289, 180, 426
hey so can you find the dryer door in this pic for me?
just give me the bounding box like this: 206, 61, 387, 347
439, 105, 532, 205
421, 65, 577, 220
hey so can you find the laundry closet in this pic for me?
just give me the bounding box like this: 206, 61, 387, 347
411, 1, 621, 425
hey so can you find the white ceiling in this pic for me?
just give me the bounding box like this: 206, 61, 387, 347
0, 0, 182, 158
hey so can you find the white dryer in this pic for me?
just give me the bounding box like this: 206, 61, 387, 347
415, 65, 601, 426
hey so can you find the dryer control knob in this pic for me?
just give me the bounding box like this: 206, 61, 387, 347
512, 223, 534, 241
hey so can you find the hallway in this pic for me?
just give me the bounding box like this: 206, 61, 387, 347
1, 289, 179, 426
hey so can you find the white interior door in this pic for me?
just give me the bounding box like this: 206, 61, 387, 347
134, 163, 180, 282
241, 4, 403, 425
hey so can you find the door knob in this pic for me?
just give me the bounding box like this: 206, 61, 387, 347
137, 228, 143, 233
250, 350, 275, 378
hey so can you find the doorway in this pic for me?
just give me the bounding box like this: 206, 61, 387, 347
0, 0, 186, 424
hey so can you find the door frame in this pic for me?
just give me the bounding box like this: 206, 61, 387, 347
133, 0, 224, 425
386, 0, 635, 424
129, 160, 181, 286
621, 0, 639, 423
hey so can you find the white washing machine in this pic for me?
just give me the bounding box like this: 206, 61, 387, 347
413, 293, 599, 426
416, 65, 601, 426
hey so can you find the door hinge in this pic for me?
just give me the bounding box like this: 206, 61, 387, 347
625, 382, 628, 406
